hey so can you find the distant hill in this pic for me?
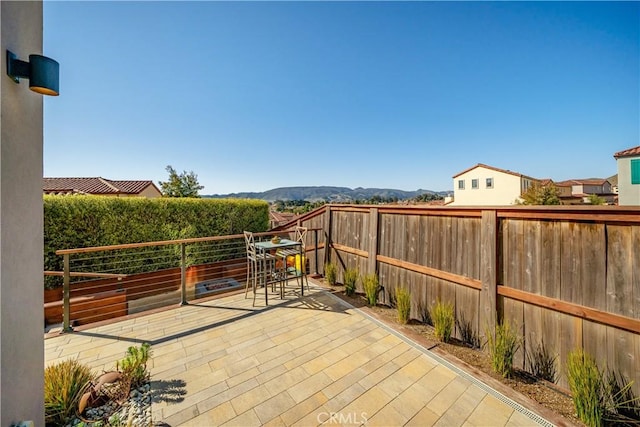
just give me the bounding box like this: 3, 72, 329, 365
205, 186, 449, 202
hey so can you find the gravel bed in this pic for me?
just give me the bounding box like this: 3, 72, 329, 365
66, 383, 152, 427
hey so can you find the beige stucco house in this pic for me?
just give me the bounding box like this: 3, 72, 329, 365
44, 177, 162, 198
450, 163, 538, 206
614, 145, 640, 206
554, 179, 615, 205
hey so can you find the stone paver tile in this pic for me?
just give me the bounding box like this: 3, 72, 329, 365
337, 386, 394, 418
161, 404, 200, 427
322, 367, 368, 400
255, 363, 287, 385
301, 347, 349, 376
262, 366, 309, 396
180, 401, 237, 427
195, 378, 259, 415
357, 361, 402, 390
291, 404, 326, 427
387, 381, 433, 420
230, 384, 273, 415
160, 380, 228, 418
376, 367, 422, 399
151, 362, 186, 380
417, 363, 457, 396
279, 391, 328, 426
253, 391, 298, 424
287, 372, 334, 404
427, 375, 472, 416
442, 384, 488, 423
224, 354, 260, 378
365, 402, 409, 426
262, 416, 287, 427
220, 409, 263, 427
466, 394, 513, 426
506, 410, 541, 426
398, 353, 437, 380
405, 406, 441, 427
227, 367, 261, 388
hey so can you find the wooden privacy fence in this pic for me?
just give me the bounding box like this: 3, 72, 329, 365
280, 204, 640, 394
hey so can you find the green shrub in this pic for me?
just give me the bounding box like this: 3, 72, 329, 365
432, 300, 454, 342
396, 287, 411, 324
324, 262, 337, 285
45, 359, 96, 426
117, 343, 152, 389
362, 273, 380, 306
567, 349, 604, 427
44, 196, 269, 288
486, 320, 520, 378
526, 340, 557, 383
343, 268, 359, 296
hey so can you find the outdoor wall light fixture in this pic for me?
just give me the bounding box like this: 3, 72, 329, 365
6, 50, 59, 96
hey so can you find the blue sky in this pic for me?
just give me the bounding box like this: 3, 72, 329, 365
43, 1, 639, 195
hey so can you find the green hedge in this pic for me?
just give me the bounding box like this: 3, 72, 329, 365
44, 196, 269, 288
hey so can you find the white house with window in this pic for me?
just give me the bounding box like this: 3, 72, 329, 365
450, 163, 538, 206
614, 145, 640, 205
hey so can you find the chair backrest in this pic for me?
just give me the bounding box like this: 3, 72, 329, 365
244, 231, 257, 258
295, 226, 307, 249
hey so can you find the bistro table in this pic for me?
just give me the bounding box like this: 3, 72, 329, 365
254, 238, 303, 305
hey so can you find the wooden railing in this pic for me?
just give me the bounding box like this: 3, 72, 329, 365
48, 229, 322, 332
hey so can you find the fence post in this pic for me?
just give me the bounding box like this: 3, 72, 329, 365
479, 210, 498, 341
322, 205, 332, 274
180, 243, 188, 305
62, 253, 73, 333
367, 207, 379, 277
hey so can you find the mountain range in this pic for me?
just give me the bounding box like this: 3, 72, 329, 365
206, 186, 450, 202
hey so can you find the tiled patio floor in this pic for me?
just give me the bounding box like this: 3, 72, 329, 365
45, 280, 551, 426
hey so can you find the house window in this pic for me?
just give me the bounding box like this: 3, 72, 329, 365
486, 178, 494, 189
632, 159, 640, 184
472, 179, 479, 189
458, 180, 465, 190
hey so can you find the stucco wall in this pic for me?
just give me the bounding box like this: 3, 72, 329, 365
0, 1, 45, 425
617, 157, 640, 205
451, 166, 523, 206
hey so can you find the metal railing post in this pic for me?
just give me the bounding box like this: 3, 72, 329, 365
313, 229, 319, 275
180, 243, 188, 305
62, 253, 73, 332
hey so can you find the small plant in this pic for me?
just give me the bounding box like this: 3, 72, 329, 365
396, 287, 411, 324
567, 349, 604, 427
526, 340, 557, 383
456, 314, 480, 349
606, 369, 640, 424
324, 262, 337, 286
117, 342, 152, 389
431, 300, 454, 343
362, 273, 380, 306
45, 359, 96, 426
343, 267, 359, 296
486, 320, 520, 378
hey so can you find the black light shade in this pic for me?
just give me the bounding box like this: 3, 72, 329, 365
6, 50, 59, 96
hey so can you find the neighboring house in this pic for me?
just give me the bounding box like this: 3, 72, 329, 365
43, 177, 162, 198
614, 145, 640, 206
607, 174, 618, 194
450, 163, 538, 206
554, 179, 615, 205
269, 210, 299, 229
